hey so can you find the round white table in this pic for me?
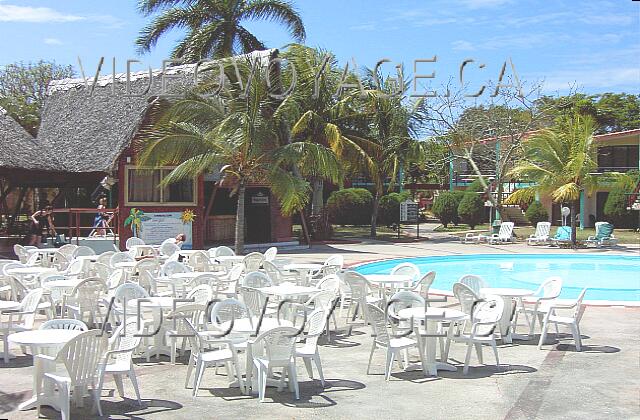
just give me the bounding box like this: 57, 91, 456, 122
6, 267, 56, 277
114, 261, 137, 269
0, 300, 20, 311
480, 287, 534, 343
283, 263, 323, 286
26, 248, 59, 267
127, 297, 180, 359
42, 279, 82, 303
8, 329, 83, 410
398, 307, 468, 377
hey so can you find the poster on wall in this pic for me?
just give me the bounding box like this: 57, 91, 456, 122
139, 211, 193, 249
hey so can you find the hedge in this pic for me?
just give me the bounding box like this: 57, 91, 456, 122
326, 188, 373, 225
525, 201, 549, 226
378, 191, 412, 226
432, 191, 461, 227
458, 192, 485, 229
604, 187, 635, 228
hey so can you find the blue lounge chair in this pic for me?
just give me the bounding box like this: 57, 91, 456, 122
550, 226, 572, 246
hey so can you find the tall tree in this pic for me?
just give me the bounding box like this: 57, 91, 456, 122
136, 0, 306, 61
139, 59, 339, 253
0, 60, 74, 136
505, 114, 622, 246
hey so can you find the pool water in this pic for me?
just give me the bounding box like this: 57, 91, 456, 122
354, 254, 640, 302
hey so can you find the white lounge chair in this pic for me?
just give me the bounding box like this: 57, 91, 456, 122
488, 222, 514, 244
527, 222, 551, 245
585, 222, 618, 248
463, 231, 488, 244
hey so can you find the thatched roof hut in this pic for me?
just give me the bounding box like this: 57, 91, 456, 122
0, 106, 49, 171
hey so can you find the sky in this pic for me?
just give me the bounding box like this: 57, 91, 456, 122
0, 0, 638, 97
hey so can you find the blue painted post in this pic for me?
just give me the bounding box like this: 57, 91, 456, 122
579, 190, 585, 230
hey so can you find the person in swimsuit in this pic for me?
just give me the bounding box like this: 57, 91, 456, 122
29, 205, 56, 246
91, 197, 110, 236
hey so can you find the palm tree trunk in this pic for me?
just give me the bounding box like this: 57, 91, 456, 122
370, 190, 381, 238
311, 178, 324, 215
570, 199, 578, 247
235, 181, 246, 254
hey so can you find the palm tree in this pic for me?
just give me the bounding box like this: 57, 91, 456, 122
136, 0, 306, 61
276, 45, 379, 215
506, 114, 615, 246
139, 59, 340, 253
355, 70, 426, 237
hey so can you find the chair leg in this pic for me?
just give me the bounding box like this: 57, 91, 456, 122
185, 354, 195, 388
366, 344, 376, 375
571, 323, 582, 351
193, 362, 205, 397
114, 374, 125, 397
474, 343, 483, 364
463, 342, 473, 375
60, 381, 71, 420
313, 353, 325, 387
303, 357, 314, 379
2, 336, 8, 363
490, 340, 500, 366
289, 363, 300, 400
259, 365, 267, 402
93, 386, 103, 417
538, 321, 549, 350
170, 337, 176, 365
385, 348, 395, 381
129, 367, 142, 406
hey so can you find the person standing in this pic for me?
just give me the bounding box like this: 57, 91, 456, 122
29, 205, 57, 246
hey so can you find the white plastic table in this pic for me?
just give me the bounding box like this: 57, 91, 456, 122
364, 274, 412, 285
398, 307, 468, 377
0, 300, 20, 311
114, 261, 137, 269
258, 284, 319, 298
214, 256, 245, 269
74, 255, 99, 262
127, 297, 180, 359
8, 329, 83, 410
480, 287, 534, 343
6, 266, 56, 277
26, 248, 58, 267
42, 279, 82, 303
283, 263, 323, 286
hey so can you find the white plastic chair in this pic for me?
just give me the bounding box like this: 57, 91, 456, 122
242, 252, 265, 272
72, 246, 95, 259
343, 271, 382, 333
242, 271, 272, 288
187, 251, 211, 272
162, 261, 192, 277
391, 262, 421, 290
458, 275, 488, 296
40, 319, 88, 331
251, 326, 300, 402
538, 288, 588, 351
186, 284, 214, 306
13, 244, 29, 263
527, 222, 551, 245
125, 237, 145, 250
160, 242, 180, 258
109, 252, 135, 269
263, 261, 299, 285
239, 287, 275, 318
295, 309, 328, 386
96, 318, 143, 407
1, 288, 44, 362
365, 303, 417, 381
165, 303, 207, 364
488, 222, 515, 244
96, 251, 116, 267
263, 247, 277, 262
34, 329, 108, 418
412, 271, 436, 302
515, 277, 563, 337
61, 278, 107, 327
316, 275, 341, 294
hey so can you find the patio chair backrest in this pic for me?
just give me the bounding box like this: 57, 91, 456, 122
126, 237, 145, 250
55, 330, 108, 387
110, 252, 135, 268
471, 296, 504, 336
186, 284, 214, 306
26, 252, 40, 267
554, 226, 572, 240
135, 258, 160, 276
109, 317, 143, 366
534, 222, 551, 238
161, 241, 181, 257
413, 271, 436, 298
390, 262, 421, 282
72, 246, 95, 259
242, 271, 272, 288
316, 274, 341, 294
324, 255, 344, 268
210, 298, 250, 324
574, 288, 588, 323
96, 251, 115, 266
453, 282, 481, 315
458, 275, 487, 295
106, 269, 126, 292
67, 278, 108, 310
239, 286, 267, 318
137, 270, 158, 296
498, 222, 515, 239
214, 246, 235, 257
306, 290, 335, 312
366, 303, 390, 346
264, 247, 278, 262
262, 261, 284, 285
93, 263, 112, 281
387, 291, 425, 318
536, 277, 563, 299
303, 309, 328, 349
20, 288, 44, 328
114, 283, 149, 305
595, 222, 614, 240
52, 251, 70, 271
40, 318, 88, 331
343, 271, 370, 301
253, 326, 298, 364
3, 261, 24, 277
243, 252, 265, 272
57, 244, 78, 259
14, 244, 29, 264
162, 261, 191, 276
188, 251, 211, 272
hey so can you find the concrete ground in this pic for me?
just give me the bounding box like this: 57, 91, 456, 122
1, 239, 639, 419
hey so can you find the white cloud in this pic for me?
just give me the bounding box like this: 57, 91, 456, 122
0, 4, 84, 23
349, 22, 376, 31
535, 67, 640, 92
44, 38, 63, 45
458, 0, 512, 10
452, 40, 475, 51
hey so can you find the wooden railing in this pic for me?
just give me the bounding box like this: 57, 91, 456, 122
51, 208, 119, 245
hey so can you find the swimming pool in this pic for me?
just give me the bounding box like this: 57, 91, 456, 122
354, 254, 640, 302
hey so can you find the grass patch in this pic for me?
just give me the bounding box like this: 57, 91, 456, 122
434, 223, 491, 233
292, 224, 413, 241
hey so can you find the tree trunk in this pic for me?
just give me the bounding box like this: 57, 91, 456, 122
235, 182, 246, 255
311, 178, 324, 216
370, 190, 381, 238
570, 199, 577, 247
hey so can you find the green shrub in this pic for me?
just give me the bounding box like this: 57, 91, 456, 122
604, 187, 635, 228
457, 192, 485, 229
432, 192, 460, 227
378, 193, 402, 226
525, 201, 549, 226
451, 190, 465, 225
326, 188, 373, 225
467, 178, 489, 193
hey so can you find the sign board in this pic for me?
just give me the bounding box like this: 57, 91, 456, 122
399, 199, 419, 223
250, 192, 269, 205
139, 212, 193, 249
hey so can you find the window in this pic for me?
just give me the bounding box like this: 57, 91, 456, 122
126, 167, 196, 205
597, 145, 639, 172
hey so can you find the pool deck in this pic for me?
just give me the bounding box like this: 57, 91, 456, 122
1, 240, 639, 419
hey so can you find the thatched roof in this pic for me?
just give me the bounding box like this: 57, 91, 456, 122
36, 49, 276, 174
0, 106, 49, 170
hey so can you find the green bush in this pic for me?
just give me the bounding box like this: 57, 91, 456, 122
457, 192, 485, 229
432, 192, 461, 227
467, 178, 489, 193
525, 201, 549, 226
451, 190, 465, 225
376, 191, 413, 226
604, 187, 635, 228
326, 188, 373, 225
